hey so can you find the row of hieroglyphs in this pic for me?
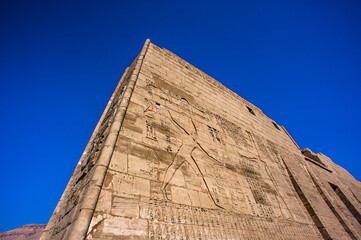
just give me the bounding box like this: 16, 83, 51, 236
135, 77, 303, 222
144, 200, 319, 239
85, 68, 320, 240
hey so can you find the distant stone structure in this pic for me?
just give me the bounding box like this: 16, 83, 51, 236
41, 40, 361, 239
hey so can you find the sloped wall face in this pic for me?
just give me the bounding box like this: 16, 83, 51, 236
305, 153, 361, 239
85, 42, 360, 239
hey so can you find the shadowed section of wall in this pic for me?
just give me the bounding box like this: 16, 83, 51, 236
309, 173, 357, 239
282, 160, 331, 240
330, 183, 361, 225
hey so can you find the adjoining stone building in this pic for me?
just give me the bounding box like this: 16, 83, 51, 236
41, 39, 361, 239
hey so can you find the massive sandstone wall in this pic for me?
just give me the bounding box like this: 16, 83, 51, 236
42, 40, 361, 240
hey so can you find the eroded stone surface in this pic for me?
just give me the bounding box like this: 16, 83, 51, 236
43, 41, 361, 240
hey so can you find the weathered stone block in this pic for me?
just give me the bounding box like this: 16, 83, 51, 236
42, 40, 361, 240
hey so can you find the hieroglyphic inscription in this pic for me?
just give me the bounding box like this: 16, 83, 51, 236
208, 126, 222, 144
141, 91, 281, 218
45, 41, 361, 240
142, 199, 319, 240
146, 119, 157, 140
239, 158, 275, 219
126, 72, 325, 238
144, 98, 158, 141
207, 111, 247, 147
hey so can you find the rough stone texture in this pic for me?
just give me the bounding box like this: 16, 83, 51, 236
42, 40, 361, 239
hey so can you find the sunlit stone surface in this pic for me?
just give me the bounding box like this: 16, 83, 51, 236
41, 40, 361, 240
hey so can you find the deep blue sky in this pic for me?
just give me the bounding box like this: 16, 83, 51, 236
1, 0, 360, 232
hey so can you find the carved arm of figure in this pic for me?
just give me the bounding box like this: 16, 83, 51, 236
195, 142, 224, 166
166, 108, 190, 135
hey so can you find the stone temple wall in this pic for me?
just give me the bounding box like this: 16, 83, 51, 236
42, 40, 361, 240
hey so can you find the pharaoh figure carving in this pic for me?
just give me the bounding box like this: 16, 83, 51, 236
146, 96, 225, 209
42, 41, 361, 240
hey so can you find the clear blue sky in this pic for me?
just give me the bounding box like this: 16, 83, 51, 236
1, 0, 360, 233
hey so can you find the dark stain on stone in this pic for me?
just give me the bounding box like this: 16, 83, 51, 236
123, 122, 143, 134
241, 166, 260, 180
122, 113, 143, 134
251, 189, 268, 205
225, 163, 237, 172
152, 73, 195, 104
124, 111, 137, 125
104, 172, 114, 188
114, 135, 132, 153
261, 181, 277, 195
153, 121, 171, 136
